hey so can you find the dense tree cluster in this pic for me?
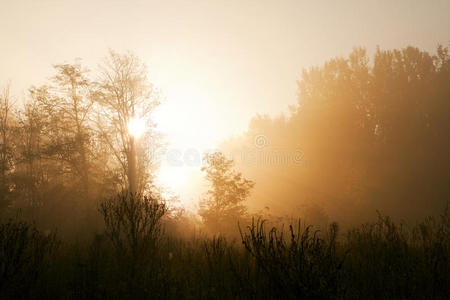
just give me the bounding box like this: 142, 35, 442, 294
0, 44, 449, 299
223, 45, 450, 224
0, 52, 161, 235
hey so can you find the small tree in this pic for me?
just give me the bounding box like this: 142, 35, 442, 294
199, 152, 254, 234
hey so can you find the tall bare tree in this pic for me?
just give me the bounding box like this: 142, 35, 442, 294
94, 50, 160, 194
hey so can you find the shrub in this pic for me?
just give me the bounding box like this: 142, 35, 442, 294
0, 219, 59, 299
99, 192, 167, 256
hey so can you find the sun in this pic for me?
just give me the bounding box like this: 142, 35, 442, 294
128, 117, 145, 138
151, 84, 227, 207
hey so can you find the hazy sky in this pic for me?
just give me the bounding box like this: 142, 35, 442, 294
1, 0, 449, 205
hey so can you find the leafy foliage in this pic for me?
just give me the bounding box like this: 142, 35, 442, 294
199, 152, 254, 233
223, 45, 450, 223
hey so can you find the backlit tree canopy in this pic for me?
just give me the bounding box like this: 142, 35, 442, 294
223, 45, 450, 223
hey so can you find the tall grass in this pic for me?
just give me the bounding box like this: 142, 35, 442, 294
239, 219, 344, 298
0, 219, 59, 299
0, 197, 448, 299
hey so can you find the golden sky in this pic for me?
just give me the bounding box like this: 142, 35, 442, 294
1, 0, 449, 207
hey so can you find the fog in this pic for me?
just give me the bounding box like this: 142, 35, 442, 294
0, 1, 449, 299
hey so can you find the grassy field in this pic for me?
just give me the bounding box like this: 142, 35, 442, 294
1, 197, 448, 299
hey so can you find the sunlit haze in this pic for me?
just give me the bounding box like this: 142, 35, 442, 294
1, 2, 449, 297
1, 0, 449, 208
128, 117, 145, 138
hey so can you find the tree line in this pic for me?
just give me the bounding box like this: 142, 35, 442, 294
222, 45, 450, 225
0, 51, 161, 235
0, 44, 449, 299
1, 45, 449, 234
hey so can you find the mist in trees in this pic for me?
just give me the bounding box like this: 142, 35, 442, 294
223, 46, 450, 225
199, 152, 254, 234
222, 45, 450, 226
0, 45, 449, 299
0, 51, 162, 237
1, 45, 449, 233
94, 51, 161, 194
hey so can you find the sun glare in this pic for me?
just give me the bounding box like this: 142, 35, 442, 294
156, 164, 203, 209
128, 117, 145, 138
152, 86, 221, 203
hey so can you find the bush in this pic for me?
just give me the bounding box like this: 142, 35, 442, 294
99, 192, 167, 259
98, 192, 168, 298
0, 219, 59, 299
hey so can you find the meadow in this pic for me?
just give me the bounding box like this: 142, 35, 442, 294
1, 193, 448, 299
